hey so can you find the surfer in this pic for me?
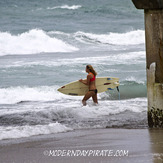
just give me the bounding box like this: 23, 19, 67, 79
79, 65, 98, 106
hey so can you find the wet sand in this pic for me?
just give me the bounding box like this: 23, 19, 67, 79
0, 128, 163, 163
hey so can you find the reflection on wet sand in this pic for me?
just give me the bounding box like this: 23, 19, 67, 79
149, 129, 163, 163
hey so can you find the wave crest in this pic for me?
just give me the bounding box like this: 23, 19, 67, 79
0, 122, 72, 140
0, 29, 78, 56
47, 5, 82, 10
74, 30, 145, 45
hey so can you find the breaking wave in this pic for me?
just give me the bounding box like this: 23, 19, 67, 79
47, 5, 82, 10
74, 30, 145, 45
0, 29, 78, 56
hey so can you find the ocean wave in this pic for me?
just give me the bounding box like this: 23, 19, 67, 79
0, 122, 72, 140
0, 86, 62, 104
104, 82, 147, 100
0, 97, 147, 140
0, 29, 78, 56
0, 79, 146, 105
0, 51, 145, 69
0, 29, 144, 56
74, 30, 145, 45
47, 5, 82, 10
0, 98, 147, 122
0, 84, 147, 140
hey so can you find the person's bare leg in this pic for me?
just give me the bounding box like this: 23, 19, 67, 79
92, 93, 98, 104
82, 100, 86, 106
82, 91, 94, 106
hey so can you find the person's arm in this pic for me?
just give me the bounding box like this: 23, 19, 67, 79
79, 74, 91, 85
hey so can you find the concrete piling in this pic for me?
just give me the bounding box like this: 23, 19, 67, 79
132, 0, 163, 127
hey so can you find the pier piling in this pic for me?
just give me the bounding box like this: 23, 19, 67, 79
132, 0, 163, 127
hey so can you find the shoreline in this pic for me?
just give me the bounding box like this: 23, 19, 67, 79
0, 128, 163, 163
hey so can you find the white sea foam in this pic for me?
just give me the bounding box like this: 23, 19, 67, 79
0, 29, 78, 56
75, 98, 147, 118
0, 97, 147, 140
47, 5, 82, 10
74, 30, 145, 45
0, 86, 65, 104
0, 122, 72, 140
124, 76, 145, 84
0, 92, 147, 140
0, 85, 147, 108
0, 29, 144, 56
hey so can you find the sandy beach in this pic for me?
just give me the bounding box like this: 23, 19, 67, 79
0, 128, 163, 163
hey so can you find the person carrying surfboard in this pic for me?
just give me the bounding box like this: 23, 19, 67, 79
79, 65, 98, 106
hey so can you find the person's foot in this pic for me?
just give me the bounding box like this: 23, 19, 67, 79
94, 102, 98, 106
82, 100, 86, 106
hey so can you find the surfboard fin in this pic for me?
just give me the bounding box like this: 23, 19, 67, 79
117, 86, 119, 92
117, 86, 120, 100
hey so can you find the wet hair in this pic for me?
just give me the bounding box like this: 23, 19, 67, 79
86, 65, 97, 77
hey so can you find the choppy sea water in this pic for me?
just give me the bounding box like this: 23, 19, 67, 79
0, 0, 147, 140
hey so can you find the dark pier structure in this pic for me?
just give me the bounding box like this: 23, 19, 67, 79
132, 0, 163, 128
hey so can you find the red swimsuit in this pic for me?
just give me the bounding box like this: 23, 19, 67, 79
89, 72, 95, 82
89, 73, 97, 94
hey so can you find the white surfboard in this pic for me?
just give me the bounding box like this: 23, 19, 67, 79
57, 77, 119, 96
